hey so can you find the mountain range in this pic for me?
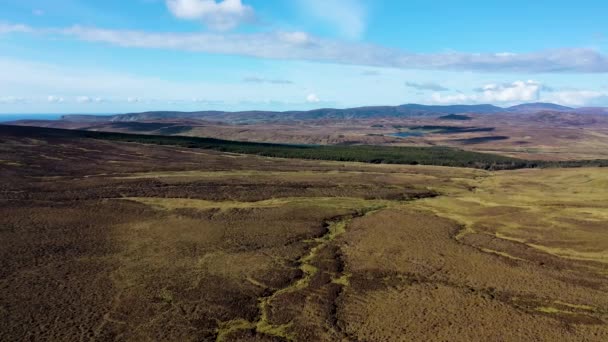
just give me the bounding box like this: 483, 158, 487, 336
60, 102, 606, 124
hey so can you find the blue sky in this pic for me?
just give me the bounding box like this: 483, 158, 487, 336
0, 0, 607, 114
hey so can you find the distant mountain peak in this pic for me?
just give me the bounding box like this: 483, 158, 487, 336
507, 102, 573, 113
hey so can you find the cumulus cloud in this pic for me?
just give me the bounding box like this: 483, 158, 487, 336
75, 96, 105, 103
542, 90, 608, 106
296, 0, 366, 40
2, 23, 608, 73
242, 77, 293, 84
432, 80, 541, 104
406, 81, 449, 92
433, 80, 608, 107
306, 93, 321, 103
478, 80, 541, 102
166, 0, 254, 31
47, 95, 64, 103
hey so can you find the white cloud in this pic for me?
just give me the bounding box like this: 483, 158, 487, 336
297, 0, 366, 40
166, 0, 254, 31
243, 77, 293, 84
47, 95, 64, 103
0, 96, 25, 104
0, 23, 32, 34
480, 80, 541, 102
431, 80, 608, 106
306, 93, 321, 103
543, 90, 608, 106
76, 96, 105, 103
127, 97, 141, 103
2, 23, 608, 73
432, 80, 541, 104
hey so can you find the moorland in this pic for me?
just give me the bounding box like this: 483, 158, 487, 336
11, 102, 608, 162
1, 121, 607, 341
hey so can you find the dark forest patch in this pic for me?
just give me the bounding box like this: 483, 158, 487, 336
452, 136, 510, 144
439, 114, 472, 121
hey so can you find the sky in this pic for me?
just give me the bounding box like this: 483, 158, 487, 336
0, 0, 607, 114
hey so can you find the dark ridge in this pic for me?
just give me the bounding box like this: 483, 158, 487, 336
157, 126, 193, 135
452, 136, 511, 144
109, 122, 179, 132
59, 103, 508, 123
439, 114, 473, 121
409, 126, 496, 134
51, 103, 607, 125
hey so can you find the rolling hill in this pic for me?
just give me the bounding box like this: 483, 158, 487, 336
507, 102, 573, 113
57, 102, 606, 124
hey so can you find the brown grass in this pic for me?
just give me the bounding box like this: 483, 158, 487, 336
1, 127, 607, 341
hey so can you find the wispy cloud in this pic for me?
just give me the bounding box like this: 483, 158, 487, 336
242, 77, 293, 84
296, 0, 367, 40
0, 96, 26, 104
2, 23, 607, 74
47, 95, 65, 103
76, 96, 92, 103
166, 0, 254, 31
361, 70, 380, 76
0, 23, 33, 34
405, 82, 449, 92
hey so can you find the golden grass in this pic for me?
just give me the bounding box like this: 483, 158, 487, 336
127, 196, 394, 213
414, 167, 608, 264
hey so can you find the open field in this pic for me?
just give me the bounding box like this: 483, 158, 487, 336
1, 125, 607, 341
